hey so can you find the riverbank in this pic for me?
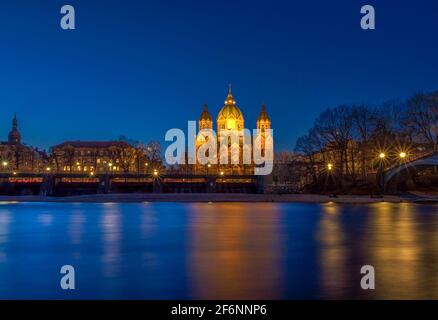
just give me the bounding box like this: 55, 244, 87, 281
0, 193, 436, 204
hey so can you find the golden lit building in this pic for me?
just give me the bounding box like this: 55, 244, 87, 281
50, 141, 137, 174
195, 86, 272, 175
0, 114, 47, 173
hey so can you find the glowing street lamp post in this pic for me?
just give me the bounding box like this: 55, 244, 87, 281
327, 163, 333, 172
325, 163, 334, 196
378, 153, 386, 195
2, 161, 8, 173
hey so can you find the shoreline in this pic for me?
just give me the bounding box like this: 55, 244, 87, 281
0, 193, 436, 204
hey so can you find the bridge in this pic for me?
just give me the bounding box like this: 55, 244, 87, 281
0, 172, 265, 196
381, 152, 438, 193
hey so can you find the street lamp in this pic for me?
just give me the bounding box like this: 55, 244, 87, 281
378, 153, 386, 195
325, 163, 335, 196
46, 167, 51, 172
153, 169, 158, 176
220, 171, 224, 176
1, 161, 8, 173
144, 162, 149, 174
399, 152, 407, 159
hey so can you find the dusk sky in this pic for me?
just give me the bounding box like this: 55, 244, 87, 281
1, 0, 438, 152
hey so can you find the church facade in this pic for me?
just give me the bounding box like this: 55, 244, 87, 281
195, 86, 272, 175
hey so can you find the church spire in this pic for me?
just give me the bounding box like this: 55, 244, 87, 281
225, 84, 236, 105
12, 112, 17, 128
257, 103, 271, 127
8, 113, 21, 145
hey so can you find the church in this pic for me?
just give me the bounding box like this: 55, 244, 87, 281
195, 86, 272, 175
0, 114, 47, 173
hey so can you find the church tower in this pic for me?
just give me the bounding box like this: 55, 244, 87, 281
216, 85, 245, 173
8, 113, 21, 145
257, 104, 271, 157
199, 104, 213, 131
257, 103, 271, 131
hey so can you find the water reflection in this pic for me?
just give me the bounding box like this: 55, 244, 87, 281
0, 201, 438, 299
366, 203, 438, 299
187, 203, 283, 299
317, 202, 438, 299
317, 203, 350, 298
0, 210, 11, 263
100, 203, 122, 278
69, 209, 85, 245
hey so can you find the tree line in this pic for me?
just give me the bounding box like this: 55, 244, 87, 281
294, 89, 438, 188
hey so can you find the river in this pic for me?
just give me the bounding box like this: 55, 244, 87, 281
0, 201, 437, 299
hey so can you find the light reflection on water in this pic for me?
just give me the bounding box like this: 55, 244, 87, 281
187, 203, 283, 299
0, 201, 438, 299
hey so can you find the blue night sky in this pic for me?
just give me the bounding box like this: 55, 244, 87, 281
0, 0, 438, 152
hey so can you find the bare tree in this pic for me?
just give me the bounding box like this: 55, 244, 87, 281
145, 140, 162, 169
352, 104, 377, 178
405, 92, 438, 150
314, 105, 353, 177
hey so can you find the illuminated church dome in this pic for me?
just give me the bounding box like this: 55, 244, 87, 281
217, 85, 244, 131
8, 113, 21, 145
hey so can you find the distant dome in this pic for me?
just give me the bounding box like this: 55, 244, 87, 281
217, 86, 244, 129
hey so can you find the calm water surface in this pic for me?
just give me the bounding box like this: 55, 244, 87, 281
0, 201, 438, 299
